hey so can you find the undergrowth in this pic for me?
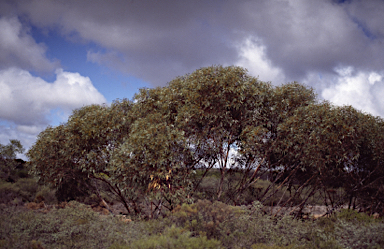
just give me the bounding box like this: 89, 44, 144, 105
0, 200, 383, 249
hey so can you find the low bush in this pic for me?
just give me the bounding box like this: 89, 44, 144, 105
170, 200, 329, 248
336, 208, 380, 223
0, 178, 39, 204
34, 185, 57, 204
332, 209, 384, 248
193, 176, 220, 201
0, 177, 58, 206
111, 225, 221, 249
171, 199, 245, 239
0, 201, 152, 248
1, 198, 383, 249
251, 244, 295, 249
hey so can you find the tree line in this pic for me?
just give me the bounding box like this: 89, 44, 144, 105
27, 65, 384, 217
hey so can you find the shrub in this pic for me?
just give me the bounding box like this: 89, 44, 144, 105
193, 176, 220, 201
111, 225, 222, 249
170, 200, 346, 248
336, 208, 379, 223
34, 185, 57, 204
171, 199, 245, 239
0, 201, 151, 248
1, 198, 383, 249
0, 178, 39, 204
55, 176, 93, 202
334, 220, 384, 249
251, 244, 294, 249
331, 209, 384, 248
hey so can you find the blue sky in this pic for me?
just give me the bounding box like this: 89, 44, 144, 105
1, 0, 384, 156
31, 26, 150, 103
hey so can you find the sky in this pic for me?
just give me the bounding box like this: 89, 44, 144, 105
1, 0, 384, 157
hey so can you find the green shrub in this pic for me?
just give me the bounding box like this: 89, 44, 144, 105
311, 209, 384, 249
0, 201, 151, 248
336, 208, 379, 223
193, 176, 220, 201
15, 178, 39, 199
170, 200, 347, 249
1, 197, 383, 249
0, 182, 18, 203
334, 220, 384, 249
34, 185, 57, 204
0, 178, 39, 204
112, 225, 222, 249
0, 177, 58, 205
330, 209, 384, 248
251, 243, 294, 249
171, 199, 245, 239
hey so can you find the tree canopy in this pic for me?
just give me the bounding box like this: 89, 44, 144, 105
27, 65, 384, 216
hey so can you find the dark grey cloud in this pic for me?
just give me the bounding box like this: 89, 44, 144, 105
3, 0, 384, 109
9, 0, 242, 84
8, 0, 382, 86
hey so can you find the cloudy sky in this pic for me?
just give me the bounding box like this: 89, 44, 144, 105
1, 0, 384, 156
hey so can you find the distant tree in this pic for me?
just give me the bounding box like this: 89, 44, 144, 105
0, 139, 24, 182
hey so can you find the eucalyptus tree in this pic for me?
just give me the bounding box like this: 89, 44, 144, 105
33, 65, 380, 217
123, 66, 273, 202
122, 66, 318, 205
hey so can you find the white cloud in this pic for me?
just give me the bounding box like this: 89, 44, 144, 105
0, 67, 106, 156
321, 67, 384, 117
0, 67, 106, 126
235, 37, 285, 84
0, 16, 57, 72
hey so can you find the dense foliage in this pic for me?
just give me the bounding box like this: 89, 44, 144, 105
27, 65, 384, 217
